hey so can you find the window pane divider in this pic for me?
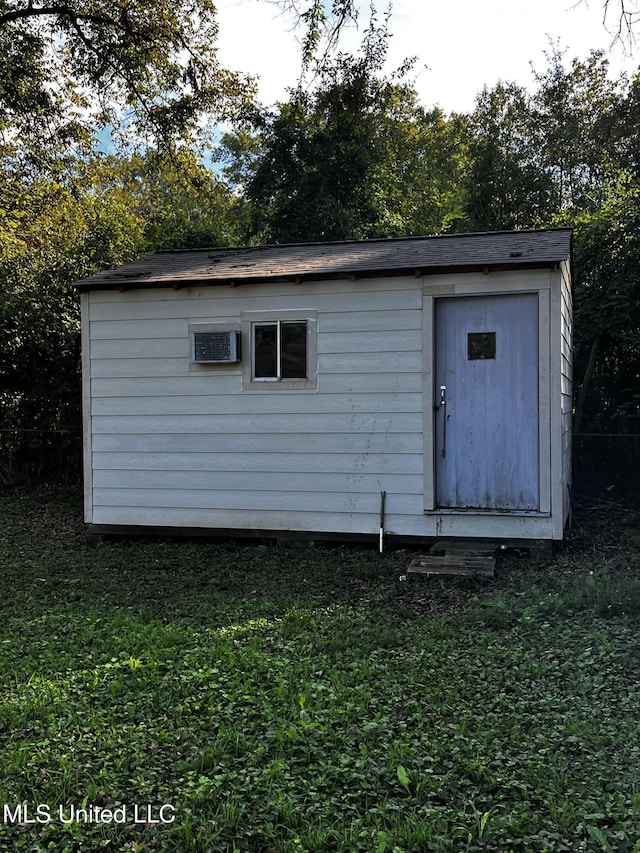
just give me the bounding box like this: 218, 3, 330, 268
276, 319, 282, 379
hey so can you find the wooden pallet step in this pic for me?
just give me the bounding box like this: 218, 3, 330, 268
407, 552, 495, 577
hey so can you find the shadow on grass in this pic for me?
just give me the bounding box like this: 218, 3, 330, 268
3, 486, 640, 640
0, 486, 495, 634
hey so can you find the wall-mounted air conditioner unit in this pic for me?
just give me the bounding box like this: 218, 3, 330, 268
192, 330, 241, 363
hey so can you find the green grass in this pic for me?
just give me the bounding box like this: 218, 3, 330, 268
2, 489, 640, 852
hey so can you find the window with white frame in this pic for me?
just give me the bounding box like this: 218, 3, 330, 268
242, 311, 317, 390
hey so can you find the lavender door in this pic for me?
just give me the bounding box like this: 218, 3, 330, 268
434, 294, 540, 510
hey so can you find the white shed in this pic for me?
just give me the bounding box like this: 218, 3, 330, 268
75, 229, 573, 545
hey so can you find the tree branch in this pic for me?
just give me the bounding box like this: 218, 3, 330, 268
0, 3, 120, 30
602, 0, 639, 44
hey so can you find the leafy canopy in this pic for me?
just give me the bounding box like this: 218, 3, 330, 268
0, 148, 246, 483
0, 0, 255, 163
223, 17, 468, 243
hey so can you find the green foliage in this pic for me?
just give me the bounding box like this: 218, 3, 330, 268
530, 49, 622, 214
2, 491, 640, 851
229, 18, 467, 243
0, 164, 146, 482
570, 174, 640, 431
463, 81, 551, 231
295, 0, 358, 69
464, 49, 624, 231
93, 149, 251, 250
0, 150, 246, 484
0, 0, 256, 165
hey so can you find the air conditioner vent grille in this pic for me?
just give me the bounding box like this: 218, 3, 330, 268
193, 330, 240, 363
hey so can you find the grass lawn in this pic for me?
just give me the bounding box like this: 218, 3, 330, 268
1, 490, 640, 852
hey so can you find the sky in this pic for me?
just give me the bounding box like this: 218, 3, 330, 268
215, 0, 640, 113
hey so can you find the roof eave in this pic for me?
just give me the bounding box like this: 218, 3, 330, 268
73, 259, 567, 293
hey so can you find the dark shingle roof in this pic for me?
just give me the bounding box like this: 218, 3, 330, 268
73, 229, 572, 292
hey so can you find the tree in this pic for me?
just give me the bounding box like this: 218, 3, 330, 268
0, 148, 249, 483
571, 174, 640, 432
529, 49, 623, 214
463, 50, 626, 231
89, 148, 251, 250
598, 0, 640, 43
463, 82, 551, 231
226, 19, 468, 243
0, 161, 147, 481
0, 0, 382, 169
276, 0, 358, 68
0, 0, 256, 165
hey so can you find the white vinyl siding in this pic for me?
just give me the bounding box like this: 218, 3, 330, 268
88, 277, 425, 537
560, 262, 573, 524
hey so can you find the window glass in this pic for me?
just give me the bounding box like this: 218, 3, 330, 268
244, 314, 315, 389
468, 332, 496, 360
281, 321, 307, 378
254, 324, 277, 377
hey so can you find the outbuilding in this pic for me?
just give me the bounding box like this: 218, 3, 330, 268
75, 228, 573, 545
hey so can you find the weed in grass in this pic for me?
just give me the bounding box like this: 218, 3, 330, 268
465, 594, 520, 630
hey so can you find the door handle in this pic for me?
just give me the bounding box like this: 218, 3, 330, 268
439, 385, 447, 458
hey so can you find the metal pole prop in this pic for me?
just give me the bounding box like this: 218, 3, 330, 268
379, 490, 386, 554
